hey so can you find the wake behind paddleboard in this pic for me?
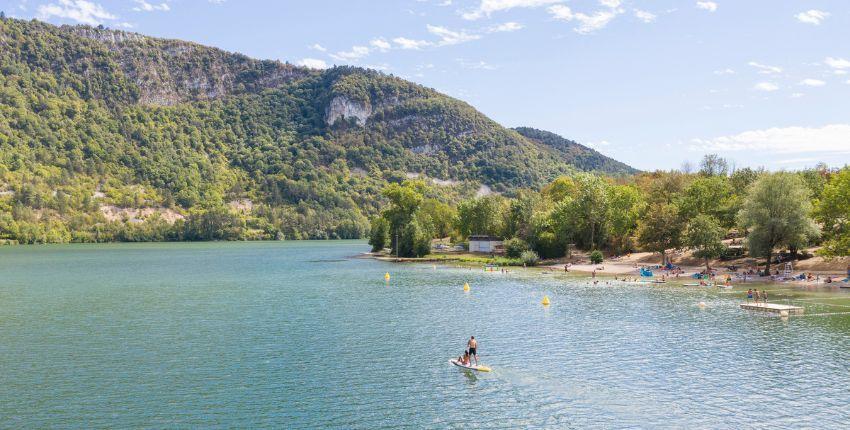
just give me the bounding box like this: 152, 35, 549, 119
450, 359, 491, 372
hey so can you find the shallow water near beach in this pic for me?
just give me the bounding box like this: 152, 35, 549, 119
1, 241, 849, 429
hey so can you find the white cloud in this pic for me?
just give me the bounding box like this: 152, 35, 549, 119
713, 68, 735, 75
791, 92, 805, 98
393, 37, 432, 50
117, 22, 135, 28
489, 21, 524, 32
599, 0, 621, 7
330, 45, 370, 61
748, 61, 782, 74
795, 9, 829, 25
825, 57, 850, 70
132, 0, 169, 12
548, 4, 623, 34
427, 24, 481, 45
462, 0, 562, 20
309, 43, 327, 52
457, 58, 497, 70
696, 1, 717, 12
690, 124, 850, 154
753, 82, 778, 92
297, 58, 329, 69
38, 0, 116, 26
799, 78, 826, 87
370, 38, 391, 52
633, 9, 656, 23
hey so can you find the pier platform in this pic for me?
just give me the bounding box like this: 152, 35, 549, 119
740, 302, 804, 316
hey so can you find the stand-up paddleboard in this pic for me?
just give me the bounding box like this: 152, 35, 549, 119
450, 359, 491, 372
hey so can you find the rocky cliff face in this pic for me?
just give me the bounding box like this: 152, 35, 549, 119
70, 26, 312, 106
325, 96, 372, 126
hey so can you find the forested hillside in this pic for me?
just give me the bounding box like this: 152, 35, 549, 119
514, 127, 638, 175
0, 17, 635, 243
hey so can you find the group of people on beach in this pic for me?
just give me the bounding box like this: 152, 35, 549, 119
746, 289, 768, 303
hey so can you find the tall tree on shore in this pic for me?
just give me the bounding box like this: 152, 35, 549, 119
606, 184, 644, 254
456, 195, 504, 238
368, 217, 390, 252
684, 214, 725, 271
502, 190, 539, 241
381, 180, 426, 253
738, 172, 820, 275
814, 167, 850, 257
569, 173, 610, 250
637, 203, 684, 266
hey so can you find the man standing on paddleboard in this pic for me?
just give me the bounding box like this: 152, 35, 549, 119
467, 336, 478, 366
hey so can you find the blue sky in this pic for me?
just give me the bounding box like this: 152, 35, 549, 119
5, 0, 850, 171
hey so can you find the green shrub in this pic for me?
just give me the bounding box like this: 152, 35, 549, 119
504, 237, 529, 258
590, 250, 603, 264
521, 250, 540, 266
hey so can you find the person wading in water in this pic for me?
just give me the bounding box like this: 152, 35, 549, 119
467, 336, 478, 366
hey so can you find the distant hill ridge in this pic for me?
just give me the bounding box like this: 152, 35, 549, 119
0, 17, 637, 240
513, 127, 638, 175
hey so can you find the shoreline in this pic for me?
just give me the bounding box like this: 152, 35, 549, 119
367, 251, 850, 290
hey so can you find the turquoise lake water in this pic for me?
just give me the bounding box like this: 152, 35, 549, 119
1, 241, 849, 429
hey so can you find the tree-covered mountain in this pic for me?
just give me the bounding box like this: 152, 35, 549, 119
0, 17, 636, 243
513, 127, 638, 175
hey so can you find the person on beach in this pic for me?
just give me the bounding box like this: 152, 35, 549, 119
747, 289, 753, 302
467, 336, 478, 366
762, 290, 768, 303
754, 290, 761, 304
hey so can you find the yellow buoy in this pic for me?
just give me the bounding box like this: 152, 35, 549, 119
542, 295, 551, 306
463, 282, 470, 292
385, 272, 391, 281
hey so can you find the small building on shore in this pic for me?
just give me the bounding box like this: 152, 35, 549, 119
469, 235, 503, 253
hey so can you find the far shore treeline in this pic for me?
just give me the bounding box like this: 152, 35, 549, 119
369, 156, 850, 274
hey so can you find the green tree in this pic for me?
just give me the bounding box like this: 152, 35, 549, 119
569, 173, 610, 250
456, 195, 504, 238
381, 180, 426, 252
503, 237, 529, 258
684, 214, 725, 271
677, 176, 736, 228
420, 198, 456, 239
398, 214, 434, 258
814, 168, 850, 257
368, 217, 390, 252
606, 184, 644, 253
502, 190, 538, 240
738, 172, 820, 275
637, 203, 684, 265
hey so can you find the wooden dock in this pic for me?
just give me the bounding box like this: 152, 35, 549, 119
740, 302, 804, 316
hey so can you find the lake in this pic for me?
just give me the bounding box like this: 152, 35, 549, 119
1, 241, 849, 428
